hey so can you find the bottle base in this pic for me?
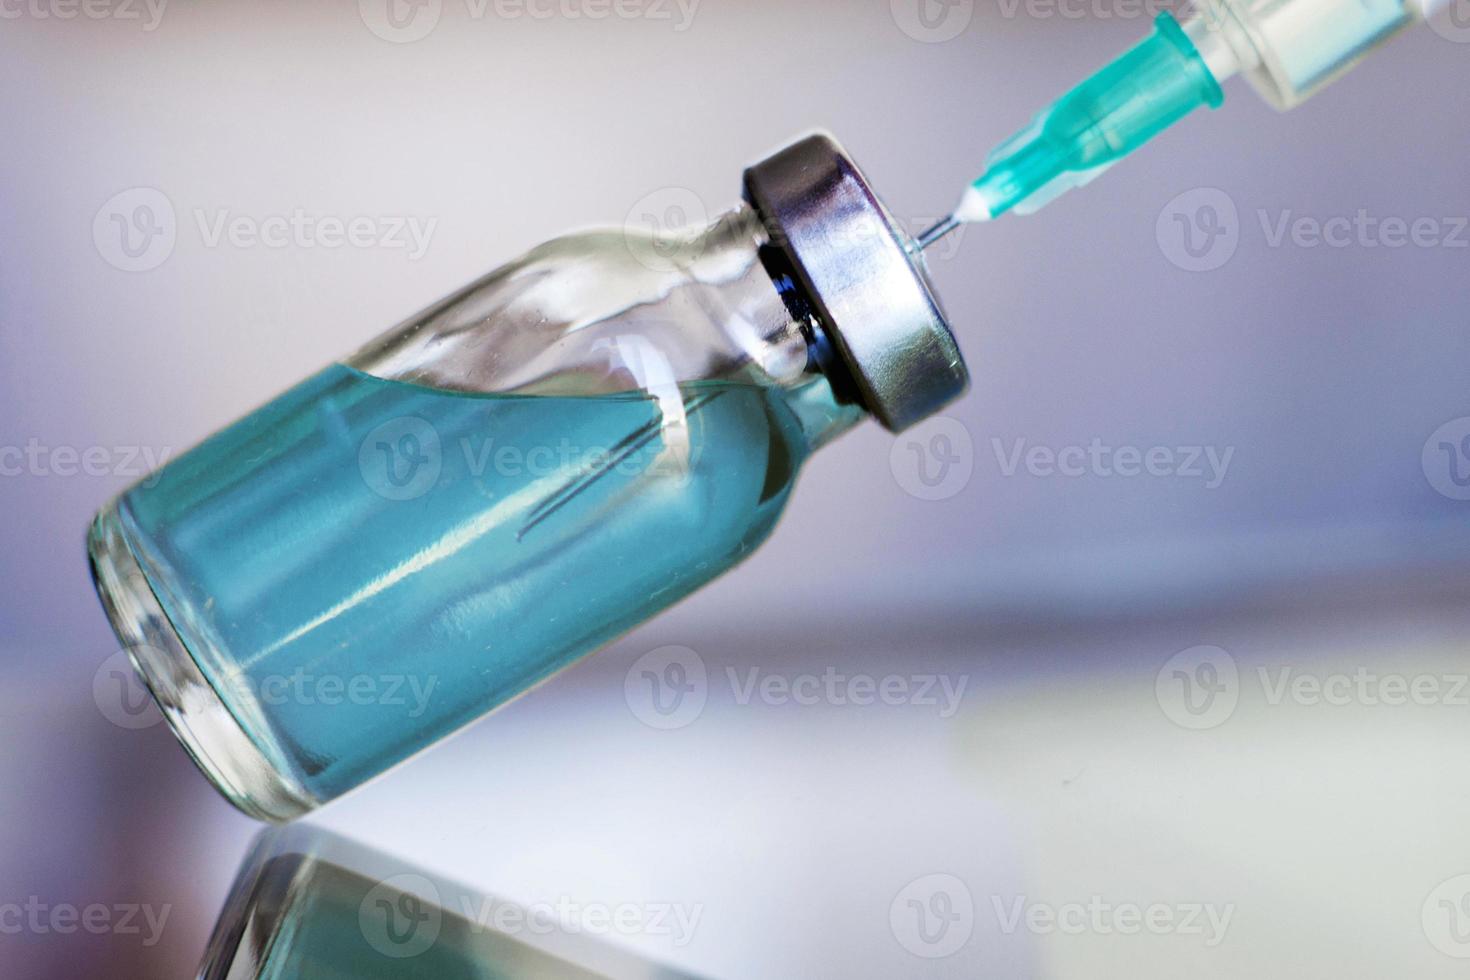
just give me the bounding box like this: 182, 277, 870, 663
87, 504, 317, 823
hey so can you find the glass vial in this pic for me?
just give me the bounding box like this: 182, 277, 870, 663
88, 133, 969, 820
200, 825, 696, 978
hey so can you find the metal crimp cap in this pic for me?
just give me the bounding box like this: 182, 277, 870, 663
743, 132, 969, 433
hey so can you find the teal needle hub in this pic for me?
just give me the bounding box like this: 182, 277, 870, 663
961, 12, 1224, 221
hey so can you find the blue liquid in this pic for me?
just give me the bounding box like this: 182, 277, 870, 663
248, 860, 599, 979
116, 364, 834, 804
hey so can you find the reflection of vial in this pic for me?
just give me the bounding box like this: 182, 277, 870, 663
201, 825, 697, 978
88, 134, 969, 820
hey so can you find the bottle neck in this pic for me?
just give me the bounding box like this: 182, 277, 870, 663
344, 200, 867, 451
781, 374, 867, 453
701, 204, 868, 451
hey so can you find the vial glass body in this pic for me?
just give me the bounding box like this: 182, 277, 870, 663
89, 206, 864, 820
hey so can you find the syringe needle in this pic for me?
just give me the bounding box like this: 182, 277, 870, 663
915, 215, 961, 251
919, 14, 1218, 252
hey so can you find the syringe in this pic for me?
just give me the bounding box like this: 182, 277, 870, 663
917, 0, 1454, 248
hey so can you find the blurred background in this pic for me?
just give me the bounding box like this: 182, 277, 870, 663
2, 1, 1469, 976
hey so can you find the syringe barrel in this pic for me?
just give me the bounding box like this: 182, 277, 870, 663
1191, 0, 1419, 108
